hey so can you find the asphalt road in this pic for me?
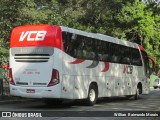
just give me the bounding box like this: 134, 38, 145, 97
0, 88, 160, 120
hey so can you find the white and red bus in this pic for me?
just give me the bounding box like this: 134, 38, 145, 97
9, 24, 154, 105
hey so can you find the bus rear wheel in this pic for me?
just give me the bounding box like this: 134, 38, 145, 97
126, 87, 140, 100
85, 84, 98, 106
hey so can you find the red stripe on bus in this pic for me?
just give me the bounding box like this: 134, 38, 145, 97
138, 45, 146, 52
123, 65, 127, 73
101, 62, 109, 72
69, 59, 85, 64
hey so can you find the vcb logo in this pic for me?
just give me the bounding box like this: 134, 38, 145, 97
19, 31, 47, 41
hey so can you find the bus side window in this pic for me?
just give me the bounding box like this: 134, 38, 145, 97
100, 42, 109, 62
62, 32, 68, 52
67, 33, 75, 57
121, 47, 131, 64
114, 44, 121, 63
85, 37, 93, 60
65, 33, 72, 53
111, 51, 117, 62
63, 32, 81, 58
76, 36, 83, 58
109, 43, 120, 63
76, 36, 89, 59
104, 42, 110, 62
81, 37, 87, 59
96, 40, 102, 60
118, 45, 125, 64
72, 35, 82, 58
109, 43, 114, 62
131, 48, 142, 66
80, 36, 96, 60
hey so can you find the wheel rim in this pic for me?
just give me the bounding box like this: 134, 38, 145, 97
89, 89, 96, 102
135, 88, 139, 99
137, 88, 139, 96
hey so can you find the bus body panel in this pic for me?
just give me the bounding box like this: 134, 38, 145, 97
62, 49, 145, 99
9, 48, 64, 99
10, 47, 54, 87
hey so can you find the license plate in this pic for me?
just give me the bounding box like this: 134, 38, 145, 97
26, 89, 35, 93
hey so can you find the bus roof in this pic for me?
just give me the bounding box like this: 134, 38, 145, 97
60, 26, 138, 49
10, 24, 141, 50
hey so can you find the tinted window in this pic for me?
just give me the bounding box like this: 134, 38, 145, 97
62, 31, 142, 66
131, 48, 142, 66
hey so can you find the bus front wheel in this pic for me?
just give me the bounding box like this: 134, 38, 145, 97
134, 87, 140, 100
85, 84, 98, 106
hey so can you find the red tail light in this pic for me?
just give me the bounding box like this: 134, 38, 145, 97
48, 69, 60, 87
9, 68, 15, 85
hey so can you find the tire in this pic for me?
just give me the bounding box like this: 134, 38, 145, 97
134, 87, 140, 100
85, 84, 98, 106
126, 87, 140, 100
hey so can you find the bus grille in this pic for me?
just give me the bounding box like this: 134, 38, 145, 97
14, 54, 50, 62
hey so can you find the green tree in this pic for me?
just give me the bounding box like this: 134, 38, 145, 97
107, 0, 160, 67
146, 0, 160, 69
0, 0, 159, 70
0, 0, 64, 66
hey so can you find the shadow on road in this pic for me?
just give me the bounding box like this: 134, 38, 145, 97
1, 90, 160, 112
22, 95, 146, 109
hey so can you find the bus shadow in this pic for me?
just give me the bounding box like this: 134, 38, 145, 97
25, 95, 147, 109
96, 96, 145, 104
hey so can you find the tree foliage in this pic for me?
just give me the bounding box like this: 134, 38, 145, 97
0, 0, 159, 71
